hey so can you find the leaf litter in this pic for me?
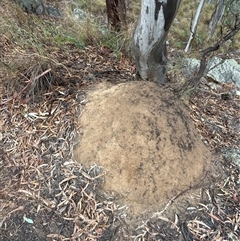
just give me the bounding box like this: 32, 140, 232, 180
0, 21, 240, 241
0, 32, 133, 240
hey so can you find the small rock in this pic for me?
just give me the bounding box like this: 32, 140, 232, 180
222, 147, 240, 167
73, 8, 86, 21
206, 57, 240, 88
46, 6, 61, 17
182, 58, 200, 77
182, 57, 240, 88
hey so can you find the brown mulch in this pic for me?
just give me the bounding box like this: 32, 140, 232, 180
1, 34, 240, 241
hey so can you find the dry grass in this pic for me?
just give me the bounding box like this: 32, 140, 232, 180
0, 0, 129, 102
170, 0, 240, 54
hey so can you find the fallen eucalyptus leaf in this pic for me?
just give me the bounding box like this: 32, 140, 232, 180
23, 215, 34, 224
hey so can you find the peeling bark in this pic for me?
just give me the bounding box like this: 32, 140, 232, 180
132, 0, 181, 83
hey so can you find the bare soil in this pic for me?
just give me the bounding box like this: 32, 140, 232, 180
74, 81, 213, 218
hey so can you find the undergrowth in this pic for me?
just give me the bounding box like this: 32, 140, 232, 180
0, 0, 127, 96
170, 0, 240, 55
0, 0, 239, 95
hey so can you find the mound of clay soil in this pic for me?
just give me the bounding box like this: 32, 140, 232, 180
74, 81, 212, 214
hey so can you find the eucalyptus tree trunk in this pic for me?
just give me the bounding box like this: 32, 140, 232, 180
132, 0, 181, 83
106, 0, 127, 31
185, 0, 205, 52
208, 0, 225, 37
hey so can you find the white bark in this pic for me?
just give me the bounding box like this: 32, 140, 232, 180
132, 0, 181, 83
185, 0, 205, 52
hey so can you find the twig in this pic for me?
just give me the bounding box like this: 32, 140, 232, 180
178, 22, 240, 95
0, 68, 51, 106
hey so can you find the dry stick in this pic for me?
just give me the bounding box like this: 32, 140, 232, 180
0, 68, 51, 106
196, 22, 240, 84
180, 22, 240, 94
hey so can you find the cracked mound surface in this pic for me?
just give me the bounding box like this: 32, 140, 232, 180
74, 81, 211, 213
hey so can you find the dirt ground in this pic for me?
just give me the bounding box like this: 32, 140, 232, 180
74, 81, 213, 218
